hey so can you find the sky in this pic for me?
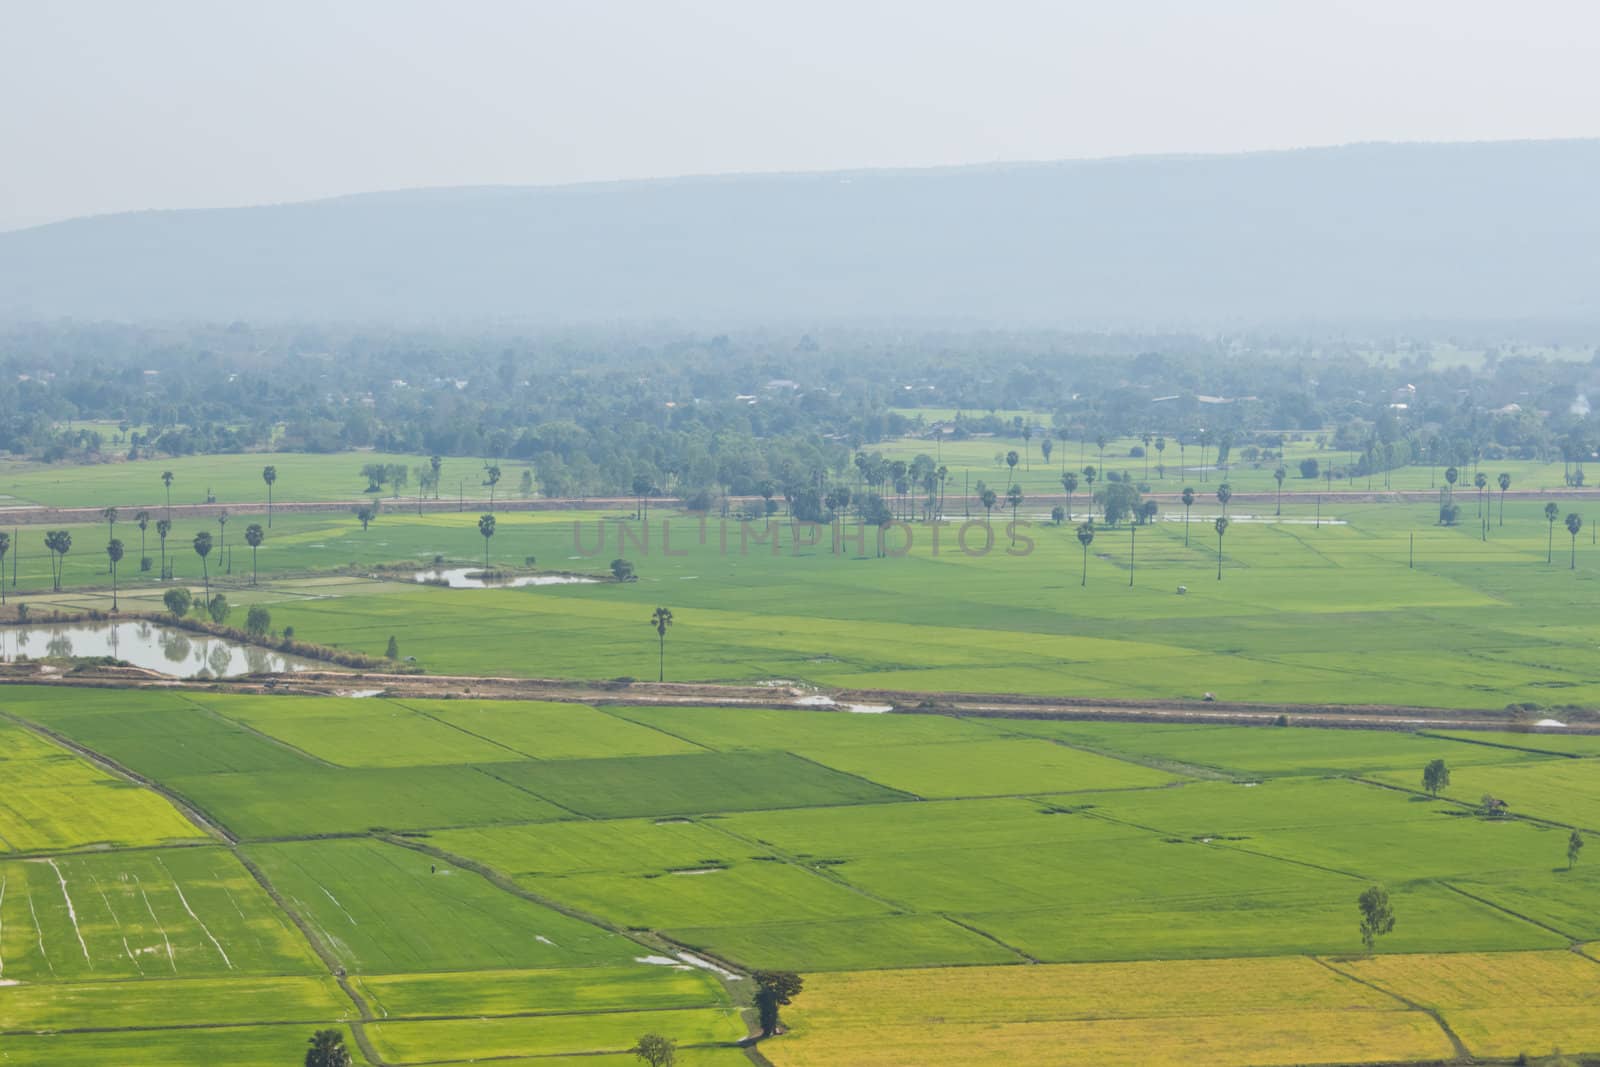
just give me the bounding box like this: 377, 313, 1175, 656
3, 0, 1599, 232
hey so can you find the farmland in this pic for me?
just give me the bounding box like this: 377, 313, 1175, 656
2, 679, 1599, 1064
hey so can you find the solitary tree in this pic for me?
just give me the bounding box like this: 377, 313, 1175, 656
1005, 484, 1023, 545
1473, 471, 1488, 517
1422, 758, 1450, 797
305, 1028, 354, 1067
216, 510, 229, 574
1155, 435, 1166, 476
262, 465, 277, 527
1216, 483, 1232, 518
1076, 521, 1095, 587
163, 586, 192, 618
1182, 486, 1195, 546
246, 604, 271, 637
355, 504, 376, 532
1274, 466, 1286, 516
1061, 472, 1078, 522
980, 487, 998, 528
1128, 519, 1137, 588
753, 970, 804, 1038
430, 455, 443, 498
1546, 502, 1560, 563
1357, 885, 1395, 954
0, 530, 9, 604
386, 635, 400, 659
633, 1033, 677, 1067
106, 538, 124, 612
1497, 472, 1510, 525
1567, 513, 1583, 569
477, 513, 496, 567
161, 470, 174, 517
651, 606, 673, 682
1444, 466, 1458, 502
1004, 450, 1019, 487
1214, 516, 1230, 580
1569, 829, 1584, 870
1040, 436, 1053, 469
245, 523, 265, 584
101, 507, 118, 571
193, 530, 213, 605
156, 518, 172, 578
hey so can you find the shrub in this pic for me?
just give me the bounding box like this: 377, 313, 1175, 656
163, 587, 192, 617
1299, 457, 1320, 479
245, 605, 271, 636
207, 594, 230, 624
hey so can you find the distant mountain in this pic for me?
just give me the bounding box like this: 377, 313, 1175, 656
3, 140, 1599, 326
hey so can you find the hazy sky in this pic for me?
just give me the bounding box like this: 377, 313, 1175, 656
4, 1, 1599, 231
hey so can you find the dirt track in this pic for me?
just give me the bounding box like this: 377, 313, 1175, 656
8, 664, 1592, 737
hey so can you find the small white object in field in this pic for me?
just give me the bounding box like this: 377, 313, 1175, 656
1177, 585, 1187, 595
1202, 692, 1216, 701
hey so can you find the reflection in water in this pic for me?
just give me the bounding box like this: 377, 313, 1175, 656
413, 567, 600, 589
1, 621, 320, 678
162, 630, 192, 663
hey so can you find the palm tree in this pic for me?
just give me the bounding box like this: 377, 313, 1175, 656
935, 465, 948, 519
1274, 467, 1286, 516
1216, 483, 1232, 518
1546, 502, 1560, 564
193, 531, 213, 604
1155, 435, 1166, 477
1215, 516, 1230, 580
980, 487, 998, 528
1128, 520, 1137, 587
478, 513, 496, 568
430, 455, 443, 499
1076, 522, 1095, 587
216, 510, 229, 575
1095, 433, 1108, 476
106, 538, 124, 612
1141, 433, 1152, 480
1497, 473, 1510, 526
262, 465, 277, 527
483, 463, 502, 511
1021, 425, 1032, 470
1004, 450, 1019, 487
0, 531, 10, 604
651, 606, 673, 682
245, 523, 264, 585
44, 530, 71, 591
101, 507, 118, 573
135, 510, 150, 570
1473, 471, 1488, 517
1182, 487, 1195, 546
1444, 466, 1458, 502
156, 518, 171, 579
161, 470, 174, 518
1567, 513, 1583, 569
1061, 472, 1078, 521
305, 1028, 354, 1067
1005, 485, 1023, 545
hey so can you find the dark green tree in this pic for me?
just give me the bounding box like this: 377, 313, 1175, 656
1005, 484, 1023, 545
633, 1033, 676, 1067
246, 605, 271, 637
483, 463, 502, 510
305, 1028, 353, 1067
478, 513, 496, 567
386, 635, 400, 659
1546, 502, 1560, 563
163, 586, 192, 618
193, 530, 213, 604
1182, 486, 1195, 546
1567, 513, 1582, 569
1274, 466, 1286, 516
244, 523, 265, 585
1216, 483, 1232, 518
753, 970, 804, 1038
1422, 758, 1450, 797
1214, 516, 1229, 580
208, 593, 229, 624
1497, 472, 1510, 525
1061, 471, 1078, 521
1357, 885, 1395, 954
156, 518, 172, 579
980, 487, 998, 529
161, 469, 174, 517
1569, 829, 1584, 870
106, 538, 124, 611
135, 510, 150, 570
1004, 449, 1019, 486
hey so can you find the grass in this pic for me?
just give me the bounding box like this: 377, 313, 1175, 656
245, 838, 638, 972
0, 1025, 372, 1067
0, 974, 351, 1030
365, 1007, 748, 1061
351, 964, 731, 1018
393, 699, 705, 759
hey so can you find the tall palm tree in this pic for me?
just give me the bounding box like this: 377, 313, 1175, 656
980, 487, 998, 529
106, 538, 124, 612
1216, 483, 1232, 518
1567, 513, 1583, 569
193, 531, 213, 605
1021, 425, 1032, 470
651, 606, 673, 682
1546, 502, 1560, 564
478, 512, 496, 569
156, 518, 171, 579
216, 510, 229, 575
161, 470, 174, 518
1128, 520, 1137, 588
1004, 450, 1019, 487
1141, 433, 1152, 480
101, 507, 118, 573
44, 530, 71, 592
1155, 435, 1166, 477
245, 523, 264, 585
1005, 485, 1023, 545
262, 465, 277, 527
1497, 473, 1510, 526
1444, 466, 1458, 502
0, 531, 10, 604
1473, 471, 1488, 517
1095, 433, 1108, 477
1076, 521, 1095, 587
1182, 487, 1195, 546
430, 455, 443, 499
1215, 516, 1230, 580
135, 510, 150, 570
483, 463, 502, 511
1273, 467, 1286, 516
1061, 472, 1078, 521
